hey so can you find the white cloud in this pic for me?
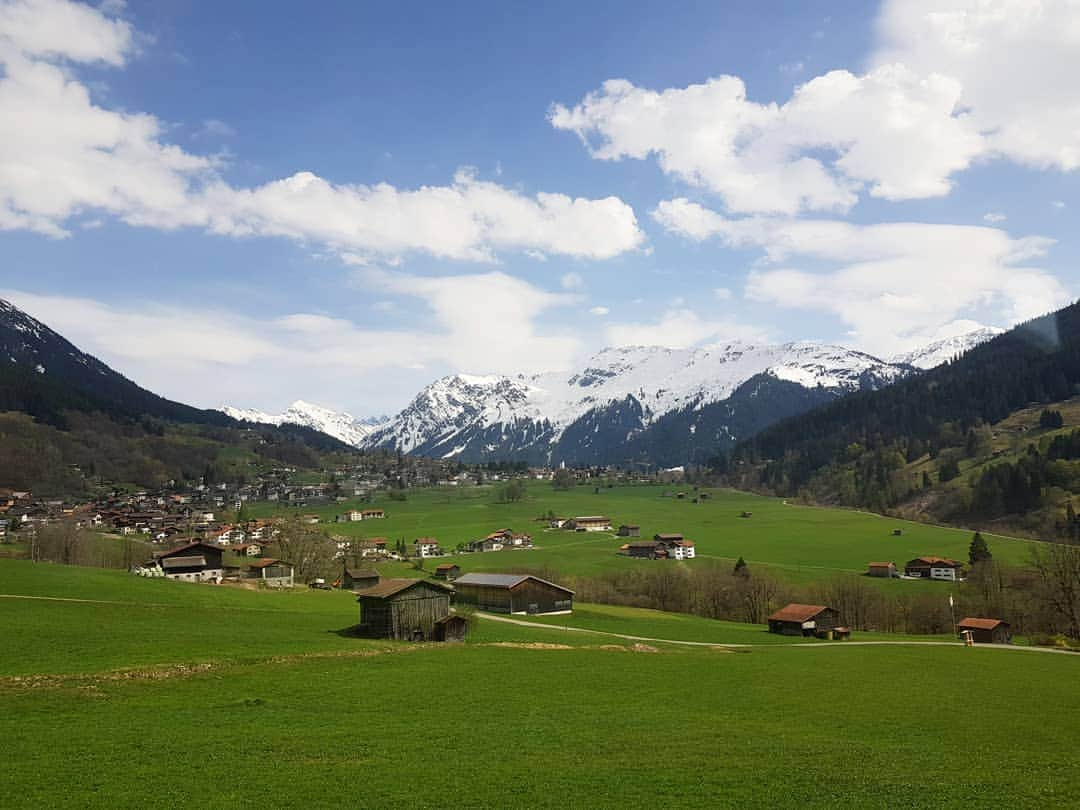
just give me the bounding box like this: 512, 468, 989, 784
1052, 200, 1066, 209
0, 0, 644, 262
713, 287, 732, 300
589, 306, 609, 316
552, 1, 1080, 214
983, 212, 1007, 223
654, 198, 1070, 355
3, 269, 584, 411
605, 308, 769, 349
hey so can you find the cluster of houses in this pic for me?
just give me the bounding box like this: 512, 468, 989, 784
619, 533, 696, 560
335, 508, 386, 523
866, 556, 966, 581
464, 528, 533, 553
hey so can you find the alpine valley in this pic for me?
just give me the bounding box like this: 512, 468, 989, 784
227, 330, 999, 466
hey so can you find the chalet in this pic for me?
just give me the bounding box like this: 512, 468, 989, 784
866, 561, 897, 578
622, 540, 667, 559
231, 543, 266, 558
453, 573, 574, 615
655, 533, 695, 560
548, 517, 570, 529
958, 618, 1011, 644
210, 525, 245, 546
342, 568, 381, 591
508, 532, 532, 548
466, 537, 502, 553
413, 538, 441, 558
245, 558, 295, 588
618, 524, 641, 537
358, 538, 389, 558
155, 541, 224, 583
354, 579, 455, 641
569, 515, 612, 532
767, 604, 842, 637
361, 509, 386, 520
433, 563, 461, 580
905, 556, 965, 581
345, 510, 364, 522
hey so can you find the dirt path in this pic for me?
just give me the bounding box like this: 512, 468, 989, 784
476, 612, 1077, 654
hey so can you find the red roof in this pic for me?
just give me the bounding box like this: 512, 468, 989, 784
767, 603, 833, 623
958, 617, 1009, 630
909, 556, 962, 567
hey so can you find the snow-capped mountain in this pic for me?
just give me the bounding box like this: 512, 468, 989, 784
362, 341, 912, 465
889, 327, 1004, 370
222, 400, 389, 447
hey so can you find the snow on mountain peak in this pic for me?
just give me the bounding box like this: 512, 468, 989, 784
221, 400, 389, 447
889, 326, 1004, 370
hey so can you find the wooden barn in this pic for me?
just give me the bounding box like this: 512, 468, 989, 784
245, 558, 294, 587
958, 617, 1011, 644
622, 540, 667, 559
866, 561, 897, 578
342, 567, 380, 591
767, 604, 842, 637
618, 524, 641, 537
452, 573, 574, 615
354, 579, 454, 641
155, 541, 224, 583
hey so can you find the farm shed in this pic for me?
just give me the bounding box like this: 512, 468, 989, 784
866, 561, 897, 578
452, 573, 574, 615
618, 524, 641, 537
434, 614, 468, 642
342, 567, 380, 590
958, 618, 1011, 644
569, 516, 612, 532
354, 579, 454, 641
245, 558, 294, 587
434, 563, 461, 580
622, 540, 667, 559
767, 604, 842, 637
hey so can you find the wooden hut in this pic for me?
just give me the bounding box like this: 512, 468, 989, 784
433, 563, 461, 580
617, 524, 641, 537
354, 579, 454, 641
434, 614, 468, 642
866, 561, 897, 578
958, 618, 1011, 644
767, 604, 841, 637
342, 567, 380, 591
452, 573, 574, 615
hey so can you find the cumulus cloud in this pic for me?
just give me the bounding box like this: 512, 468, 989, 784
589, 306, 609, 316
654, 198, 1070, 356
0, 0, 644, 262
605, 308, 769, 349
551, 0, 1080, 214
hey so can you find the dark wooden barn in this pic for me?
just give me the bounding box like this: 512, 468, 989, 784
433, 563, 461, 580
452, 573, 574, 615
354, 579, 454, 641
342, 567, 380, 591
958, 617, 1011, 644
618, 524, 641, 537
155, 541, 224, 581
622, 540, 666, 559
767, 604, 842, 637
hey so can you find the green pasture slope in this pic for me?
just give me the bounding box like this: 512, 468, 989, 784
2, 559, 1078, 808
251, 484, 1044, 583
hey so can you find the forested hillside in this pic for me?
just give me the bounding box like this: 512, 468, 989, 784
724, 300, 1080, 539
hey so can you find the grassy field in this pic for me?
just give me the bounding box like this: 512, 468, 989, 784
249, 484, 1044, 584
1, 558, 1078, 808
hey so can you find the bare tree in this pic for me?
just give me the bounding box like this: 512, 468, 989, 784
273, 517, 337, 583
1029, 544, 1080, 638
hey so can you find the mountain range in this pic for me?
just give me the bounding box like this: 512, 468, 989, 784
226, 330, 999, 466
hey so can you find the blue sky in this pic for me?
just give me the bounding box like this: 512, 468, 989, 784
1, 0, 1078, 416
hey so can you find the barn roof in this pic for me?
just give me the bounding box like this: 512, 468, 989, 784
344, 568, 379, 578
868, 561, 895, 567
354, 578, 453, 599
156, 541, 220, 559
434, 563, 459, 570
247, 558, 288, 569
959, 617, 1009, 630
908, 556, 962, 566
160, 555, 206, 570
655, 533, 685, 541
767, 603, 833, 623
453, 572, 575, 595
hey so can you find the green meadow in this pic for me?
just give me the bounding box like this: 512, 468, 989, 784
250, 484, 1044, 583
1, 559, 1078, 808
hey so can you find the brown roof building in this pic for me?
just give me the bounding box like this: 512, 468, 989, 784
767, 604, 842, 637
958, 617, 1011, 644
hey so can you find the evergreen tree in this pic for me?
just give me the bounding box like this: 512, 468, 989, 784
733, 556, 749, 577
968, 531, 992, 566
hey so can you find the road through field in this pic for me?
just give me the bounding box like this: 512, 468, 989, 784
476, 612, 1078, 654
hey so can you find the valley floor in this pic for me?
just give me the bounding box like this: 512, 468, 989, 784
2, 560, 1077, 808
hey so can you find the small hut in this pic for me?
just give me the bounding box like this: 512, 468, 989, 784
866, 561, 897, 578
767, 604, 842, 637
354, 579, 454, 641
617, 524, 641, 537
958, 618, 1011, 644
434, 614, 468, 642
433, 563, 461, 580
342, 567, 380, 591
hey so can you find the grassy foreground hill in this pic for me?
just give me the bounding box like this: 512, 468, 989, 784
1, 560, 1078, 808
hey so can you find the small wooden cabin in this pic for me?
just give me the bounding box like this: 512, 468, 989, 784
354, 579, 454, 641
622, 540, 667, 559
434, 614, 468, 642
617, 524, 641, 537
958, 617, 1011, 644
433, 563, 461, 580
452, 573, 574, 615
767, 604, 841, 637
342, 567, 380, 591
